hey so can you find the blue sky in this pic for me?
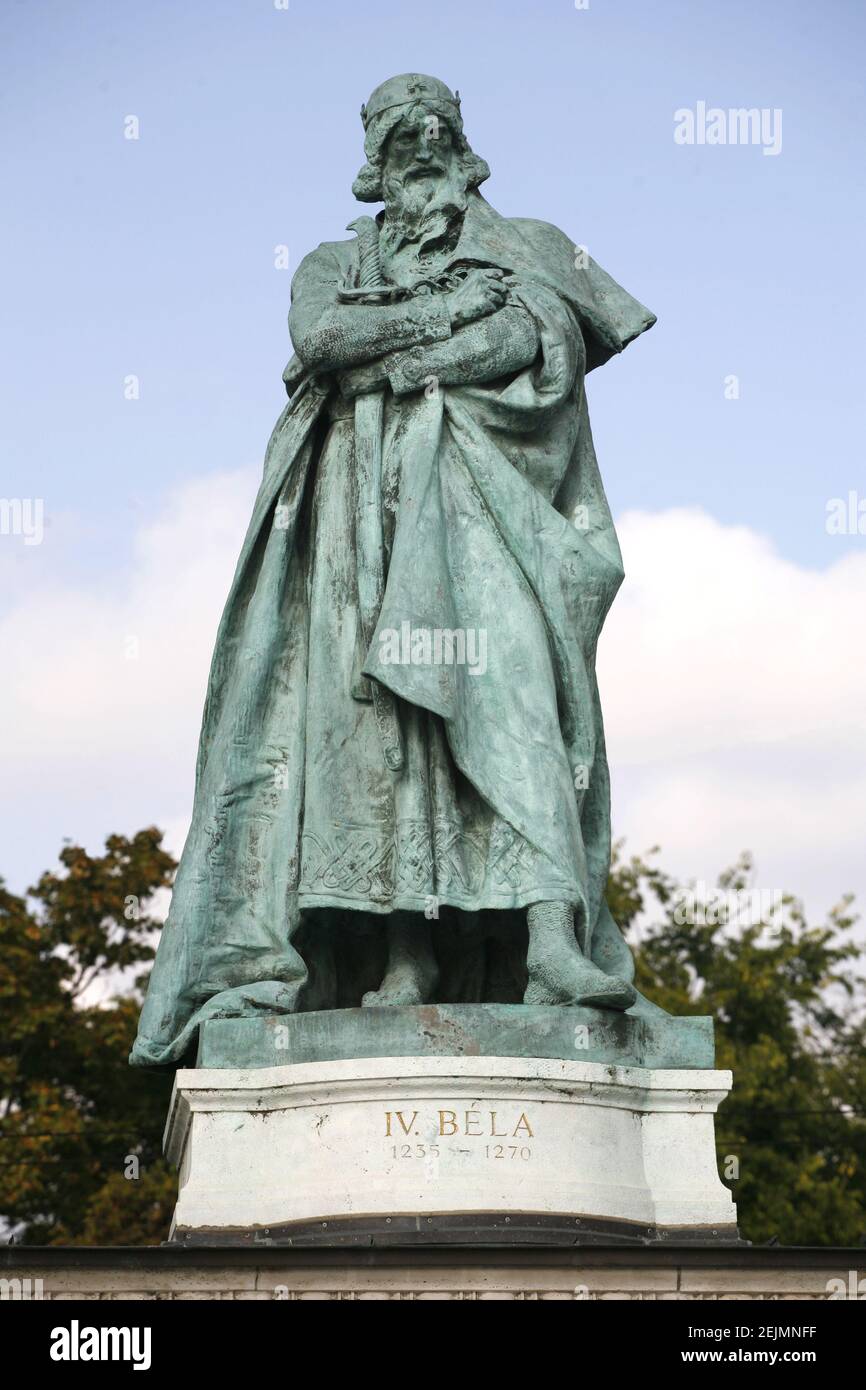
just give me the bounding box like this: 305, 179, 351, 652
1, 0, 864, 914
3, 0, 865, 573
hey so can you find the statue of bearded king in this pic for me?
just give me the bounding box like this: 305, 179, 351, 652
131, 73, 658, 1069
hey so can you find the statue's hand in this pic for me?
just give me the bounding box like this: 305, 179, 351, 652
445, 268, 507, 329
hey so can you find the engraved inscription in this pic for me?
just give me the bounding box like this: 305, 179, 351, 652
384, 1109, 535, 1141
383, 1110, 419, 1137
389, 1143, 440, 1159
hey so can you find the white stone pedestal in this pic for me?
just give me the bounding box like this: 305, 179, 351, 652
165, 1056, 738, 1243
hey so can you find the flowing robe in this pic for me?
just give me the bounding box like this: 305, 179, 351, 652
130, 193, 655, 1066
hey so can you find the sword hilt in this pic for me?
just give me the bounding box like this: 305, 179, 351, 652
347, 216, 383, 290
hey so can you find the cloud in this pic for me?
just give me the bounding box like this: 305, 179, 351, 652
0, 466, 259, 892
599, 508, 866, 922
2, 485, 864, 928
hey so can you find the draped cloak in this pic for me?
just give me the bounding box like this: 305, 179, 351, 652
130, 193, 656, 1067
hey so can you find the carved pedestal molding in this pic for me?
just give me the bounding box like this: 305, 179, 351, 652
164, 1055, 737, 1243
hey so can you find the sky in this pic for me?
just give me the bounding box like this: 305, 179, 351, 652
1, 0, 864, 929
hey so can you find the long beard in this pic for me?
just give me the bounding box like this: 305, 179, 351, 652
380, 165, 469, 259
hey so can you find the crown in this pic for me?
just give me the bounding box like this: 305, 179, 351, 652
360, 73, 461, 130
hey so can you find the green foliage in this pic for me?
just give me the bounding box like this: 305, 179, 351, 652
1, 829, 863, 1246
0, 830, 176, 1245
607, 844, 866, 1246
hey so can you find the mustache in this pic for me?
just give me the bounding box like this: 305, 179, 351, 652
404, 158, 447, 174
385, 167, 465, 196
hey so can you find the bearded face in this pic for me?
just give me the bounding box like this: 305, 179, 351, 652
379, 106, 470, 256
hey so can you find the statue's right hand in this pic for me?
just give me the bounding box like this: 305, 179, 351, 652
445, 269, 508, 329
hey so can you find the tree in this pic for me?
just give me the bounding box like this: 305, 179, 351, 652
2, 830, 864, 1245
608, 844, 866, 1246
0, 829, 176, 1244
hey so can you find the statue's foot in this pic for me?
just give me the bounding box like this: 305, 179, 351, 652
362, 914, 438, 1008
524, 900, 636, 1012
362, 967, 434, 1008
524, 956, 636, 1010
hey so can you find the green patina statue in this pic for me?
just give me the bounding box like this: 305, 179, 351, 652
131, 74, 658, 1068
